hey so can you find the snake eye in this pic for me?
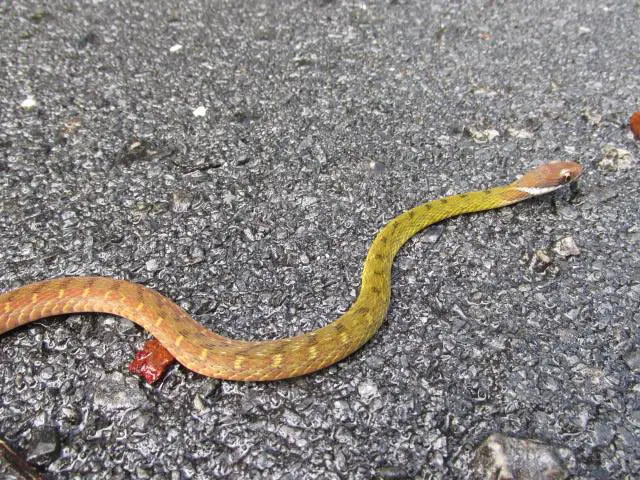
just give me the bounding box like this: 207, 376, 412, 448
550, 161, 583, 185
559, 168, 572, 183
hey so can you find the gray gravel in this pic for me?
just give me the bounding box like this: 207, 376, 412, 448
1, 1, 639, 478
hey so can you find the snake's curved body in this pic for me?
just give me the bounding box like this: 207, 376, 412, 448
0, 162, 582, 381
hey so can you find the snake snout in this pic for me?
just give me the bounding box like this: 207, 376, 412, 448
553, 161, 584, 185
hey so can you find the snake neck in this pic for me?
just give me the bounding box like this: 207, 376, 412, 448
354, 184, 519, 344
362, 185, 518, 275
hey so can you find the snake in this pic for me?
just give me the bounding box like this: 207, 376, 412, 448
0, 161, 583, 381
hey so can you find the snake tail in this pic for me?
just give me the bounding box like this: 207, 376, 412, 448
0, 161, 583, 381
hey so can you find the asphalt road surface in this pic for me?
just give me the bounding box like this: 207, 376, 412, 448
1, 1, 639, 478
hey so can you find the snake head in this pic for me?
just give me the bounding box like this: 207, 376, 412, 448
510, 161, 583, 196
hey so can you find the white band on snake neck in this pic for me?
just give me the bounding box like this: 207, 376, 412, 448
515, 185, 562, 196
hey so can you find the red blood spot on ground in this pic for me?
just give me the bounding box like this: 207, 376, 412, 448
128, 339, 176, 383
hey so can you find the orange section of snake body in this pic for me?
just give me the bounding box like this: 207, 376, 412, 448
0, 161, 583, 381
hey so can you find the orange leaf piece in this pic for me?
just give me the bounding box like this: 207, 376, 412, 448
630, 111, 640, 139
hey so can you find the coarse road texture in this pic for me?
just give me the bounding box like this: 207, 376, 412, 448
1, 1, 639, 479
